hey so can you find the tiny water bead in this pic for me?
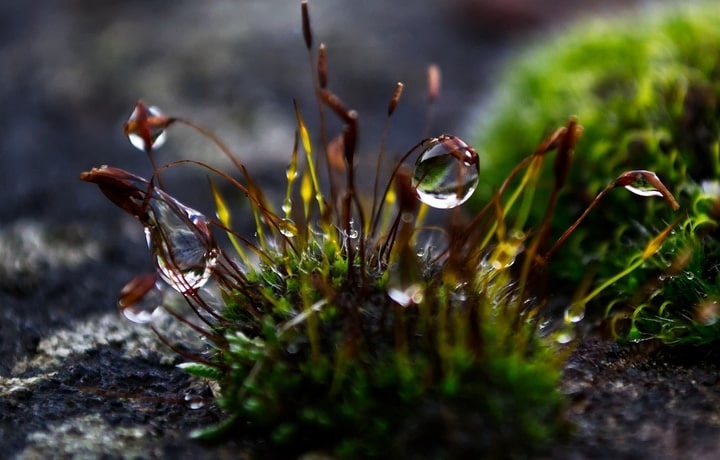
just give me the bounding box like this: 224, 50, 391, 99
278, 218, 298, 238
614, 170, 680, 210
489, 231, 526, 270
125, 103, 168, 152
564, 303, 585, 324
412, 135, 480, 209
145, 191, 219, 293
118, 273, 166, 324
184, 393, 207, 410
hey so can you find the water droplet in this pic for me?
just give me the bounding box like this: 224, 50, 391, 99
278, 218, 298, 238
564, 303, 585, 324
286, 165, 298, 181
615, 170, 678, 210
388, 283, 425, 307
489, 231, 525, 270
450, 282, 469, 304
286, 342, 299, 354
145, 191, 219, 293
118, 273, 166, 324
348, 219, 359, 239
623, 183, 664, 198
412, 135, 479, 209
554, 328, 576, 344
685, 271, 695, 280
282, 198, 293, 215
184, 393, 206, 410
126, 104, 168, 152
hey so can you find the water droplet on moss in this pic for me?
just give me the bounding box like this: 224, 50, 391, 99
127, 105, 168, 151
555, 329, 575, 344
348, 219, 359, 239
412, 135, 479, 209
118, 274, 165, 324
282, 198, 292, 215
564, 303, 585, 324
279, 218, 298, 237
184, 393, 206, 410
489, 231, 525, 270
145, 192, 218, 293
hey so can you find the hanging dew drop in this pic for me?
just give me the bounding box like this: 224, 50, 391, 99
118, 273, 166, 324
126, 105, 168, 152
623, 184, 664, 198
348, 219, 359, 239
282, 198, 293, 215
145, 191, 219, 294
615, 170, 679, 210
279, 218, 298, 238
412, 135, 479, 209
564, 303, 585, 324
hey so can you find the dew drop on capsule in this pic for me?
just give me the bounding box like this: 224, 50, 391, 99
412, 135, 480, 209
118, 273, 166, 324
145, 191, 219, 293
278, 218, 298, 238
126, 105, 168, 152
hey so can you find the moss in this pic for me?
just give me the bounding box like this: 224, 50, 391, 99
83, 82, 576, 459
79, 2, 696, 457
472, 2, 720, 343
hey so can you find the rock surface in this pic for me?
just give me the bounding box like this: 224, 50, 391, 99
3, 0, 717, 459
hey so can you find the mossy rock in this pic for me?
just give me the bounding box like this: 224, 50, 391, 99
471, 2, 720, 298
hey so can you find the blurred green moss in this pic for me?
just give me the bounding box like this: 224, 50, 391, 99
472, 2, 720, 341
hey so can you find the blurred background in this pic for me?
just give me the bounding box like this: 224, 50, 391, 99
0, 0, 673, 226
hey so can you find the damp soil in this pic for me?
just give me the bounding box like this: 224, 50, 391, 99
4, 319, 720, 459
553, 337, 720, 460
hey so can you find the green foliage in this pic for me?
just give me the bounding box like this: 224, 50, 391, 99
608, 182, 720, 344
472, 2, 720, 343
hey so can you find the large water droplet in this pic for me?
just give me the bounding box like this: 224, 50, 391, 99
118, 273, 166, 324
145, 191, 219, 293
412, 135, 479, 209
126, 104, 168, 152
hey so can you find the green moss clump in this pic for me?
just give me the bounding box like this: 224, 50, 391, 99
79, 2, 595, 454
472, 2, 720, 342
